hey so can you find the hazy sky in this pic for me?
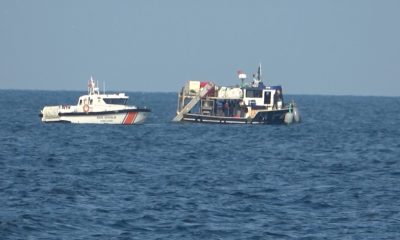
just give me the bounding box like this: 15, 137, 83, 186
1, 0, 399, 96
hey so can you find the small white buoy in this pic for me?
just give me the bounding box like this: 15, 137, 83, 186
284, 112, 294, 124
293, 107, 301, 123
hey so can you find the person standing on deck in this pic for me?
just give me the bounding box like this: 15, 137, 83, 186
273, 90, 282, 109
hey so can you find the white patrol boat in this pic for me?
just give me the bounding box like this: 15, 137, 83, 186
172, 64, 300, 124
40, 77, 150, 124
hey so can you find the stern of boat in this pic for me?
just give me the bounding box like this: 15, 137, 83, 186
40, 106, 61, 122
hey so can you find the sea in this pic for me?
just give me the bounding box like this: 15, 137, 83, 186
0, 90, 399, 239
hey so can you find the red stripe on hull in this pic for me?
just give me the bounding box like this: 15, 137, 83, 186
123, 112, 138, 125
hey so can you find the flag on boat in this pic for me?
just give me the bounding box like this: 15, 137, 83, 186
237, 70, 247, 80
88, 76, 95, 88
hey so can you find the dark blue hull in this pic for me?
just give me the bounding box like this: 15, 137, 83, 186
182, 109, 289, 124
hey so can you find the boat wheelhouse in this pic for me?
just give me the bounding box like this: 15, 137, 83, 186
40, 77, 150, 124
172, 64, 300, 124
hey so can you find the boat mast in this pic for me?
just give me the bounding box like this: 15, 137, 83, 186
88, 76, 94, 95
88, 76, 100, 95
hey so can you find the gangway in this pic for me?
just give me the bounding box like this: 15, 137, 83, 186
172, 82, 214, 122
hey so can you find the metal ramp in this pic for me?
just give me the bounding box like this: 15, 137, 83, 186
172, 82, 214, 122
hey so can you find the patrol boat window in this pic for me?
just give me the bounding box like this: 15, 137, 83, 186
103, 98, 127, 105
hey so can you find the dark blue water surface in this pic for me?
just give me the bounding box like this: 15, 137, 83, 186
1, 90, 399, 239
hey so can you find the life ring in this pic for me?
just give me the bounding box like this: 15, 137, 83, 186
83, 104, 89, 113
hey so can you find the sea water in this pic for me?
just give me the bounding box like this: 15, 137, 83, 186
0, 90, 399, 239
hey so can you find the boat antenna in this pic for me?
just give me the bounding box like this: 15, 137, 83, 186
89, 75, 94, 94
103, 81, 106, 94
257, 63, 262, 81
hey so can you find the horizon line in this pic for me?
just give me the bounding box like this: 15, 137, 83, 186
0, 87, 399, 98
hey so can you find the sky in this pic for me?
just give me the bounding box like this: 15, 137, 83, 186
0, 0, 399, 96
